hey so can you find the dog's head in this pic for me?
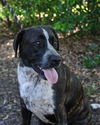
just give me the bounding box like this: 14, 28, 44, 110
13, 26, 61, 83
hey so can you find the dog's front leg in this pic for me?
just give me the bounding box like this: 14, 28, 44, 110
20, 98, 32, 125
57, 106, 68, 125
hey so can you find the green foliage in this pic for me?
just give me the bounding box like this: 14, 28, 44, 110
0, 0, 100, 34
82, 42, 100, 68
82, 55, 100, 68
85, 85, 97, 96
88, 43, 99, 52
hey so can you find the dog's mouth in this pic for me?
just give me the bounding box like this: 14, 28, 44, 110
31, 64, 58, 84
42, 68, 58, 84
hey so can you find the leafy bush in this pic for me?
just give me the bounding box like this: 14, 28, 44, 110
0, 0, 100, 35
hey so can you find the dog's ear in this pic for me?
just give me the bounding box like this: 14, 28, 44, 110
13, 30, 25, 57
48, 25, 59, 51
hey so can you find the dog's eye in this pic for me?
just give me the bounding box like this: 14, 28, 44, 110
53, 41, 57, 49
33, 41, 41, 47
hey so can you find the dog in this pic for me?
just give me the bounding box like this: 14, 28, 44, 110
13, 25, 92, 125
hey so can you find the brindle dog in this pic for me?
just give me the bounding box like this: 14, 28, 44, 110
1, 0, 92, 125
13, 26, 92, 125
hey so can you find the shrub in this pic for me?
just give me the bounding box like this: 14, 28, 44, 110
0, 0, 99, 35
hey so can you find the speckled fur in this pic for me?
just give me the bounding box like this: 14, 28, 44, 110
17, 64, 55, 123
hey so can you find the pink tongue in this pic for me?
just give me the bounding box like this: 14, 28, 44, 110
42, 68, 58, 84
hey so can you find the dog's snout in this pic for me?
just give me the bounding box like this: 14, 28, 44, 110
49, 55, 61, 66
51, 56, 61, 63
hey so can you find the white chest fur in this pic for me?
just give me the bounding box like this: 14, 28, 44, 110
17, 64, 55, 123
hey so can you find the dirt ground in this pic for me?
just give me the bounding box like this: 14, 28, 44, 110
0, 30, 100, 125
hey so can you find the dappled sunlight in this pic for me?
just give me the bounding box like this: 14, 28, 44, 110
6, 41, 12, 46
7, 54, 15, 59
0, 38, 15, 59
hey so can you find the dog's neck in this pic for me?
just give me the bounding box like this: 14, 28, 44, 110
19, 59, 46, 80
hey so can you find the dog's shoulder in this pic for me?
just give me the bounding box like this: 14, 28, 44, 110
57, 62, 82, 90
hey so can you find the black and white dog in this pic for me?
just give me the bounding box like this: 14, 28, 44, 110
13, 26, 92, 125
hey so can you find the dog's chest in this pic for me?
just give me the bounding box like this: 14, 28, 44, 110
17, 65, 55, 120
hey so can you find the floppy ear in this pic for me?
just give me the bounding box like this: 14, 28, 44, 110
13, 30, 25, 57
48, 25, 59, 51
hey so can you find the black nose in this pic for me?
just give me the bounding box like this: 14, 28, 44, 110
49, 55, 61, 67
